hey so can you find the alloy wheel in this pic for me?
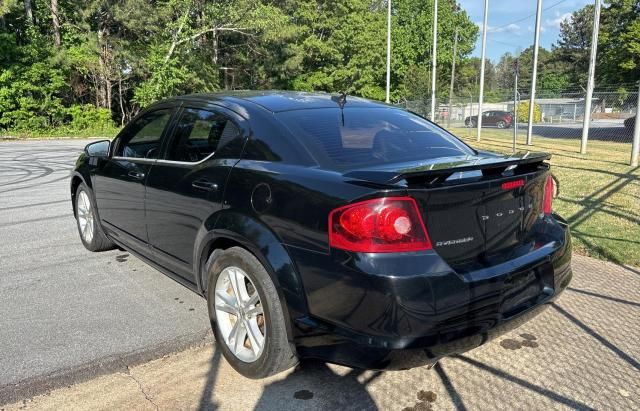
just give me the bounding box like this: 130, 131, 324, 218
77, 190, 94, 243
214, 266, 265, 363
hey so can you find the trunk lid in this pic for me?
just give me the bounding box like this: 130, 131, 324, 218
343, 152, 550, 270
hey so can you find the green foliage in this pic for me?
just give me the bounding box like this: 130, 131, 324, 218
598, 0, 640, 84
132, 48, 199, 108
515, 101, 541, 123
0, 32, 68, 131
552, 4, 594, 87
1, 0, 638, 135
538, 72, 571, 95
549, 0, 640, 87
0, 0, 480, 133
64, 105, 114, 131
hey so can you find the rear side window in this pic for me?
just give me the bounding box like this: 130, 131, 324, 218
116, 109, 172, 159
166, 108, 241, 162
276, 108, 473, 169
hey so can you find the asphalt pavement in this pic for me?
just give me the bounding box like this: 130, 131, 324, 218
0, 140, 210, 403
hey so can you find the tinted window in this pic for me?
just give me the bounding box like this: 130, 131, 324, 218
117, 109, 172, 159
167, 108, 241, 162
276, 108, 473, 169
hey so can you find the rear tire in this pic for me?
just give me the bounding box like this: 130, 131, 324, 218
206, 247, 298, 379
496, 120, 506, 129
75, 183, 116, 252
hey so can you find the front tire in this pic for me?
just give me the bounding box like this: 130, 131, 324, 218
75, 183, 115, 252
206, 247, 298, 379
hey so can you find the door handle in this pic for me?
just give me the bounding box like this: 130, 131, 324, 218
128, 170, 145, 180
192, 179, 219, 192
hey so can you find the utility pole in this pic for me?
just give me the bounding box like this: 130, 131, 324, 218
526, 0, 543, 145
447, 28, 459, 129
430, 0, 438, 121
513, 58, 519, 153
581, 0, 601, 154
631, 82, 640, 167
477, 0, 489, 141
385, 0, 392, 104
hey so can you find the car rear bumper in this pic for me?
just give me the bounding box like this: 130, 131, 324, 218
290, 215, 572, 370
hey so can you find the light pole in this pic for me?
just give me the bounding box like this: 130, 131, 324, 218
385, 0, 392, 104
447, 28, 458, 129
580, 0, 602, 154
430, 0, 438, 121
513, 58, 519, 153
477, 0, 489, 141
526, 0, 543, 145
631, 82, 640, 167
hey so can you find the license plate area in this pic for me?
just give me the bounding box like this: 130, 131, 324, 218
501, 262, 554, 318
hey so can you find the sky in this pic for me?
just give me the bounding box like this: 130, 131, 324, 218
458, 0, 594, 62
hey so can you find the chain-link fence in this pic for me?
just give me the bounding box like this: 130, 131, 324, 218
402, 87, 638, 163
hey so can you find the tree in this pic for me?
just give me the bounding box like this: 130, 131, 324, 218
393, 0, 478, 102
51, 0, 60, 48
599, 0, 640, 84
457, 57, 497, 98
552, 4, 593, 87
23, 0, 35, 25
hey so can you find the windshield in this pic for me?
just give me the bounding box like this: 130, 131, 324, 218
276, 107, 474, 170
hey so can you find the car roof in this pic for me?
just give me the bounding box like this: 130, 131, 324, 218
175, 90, 391, 113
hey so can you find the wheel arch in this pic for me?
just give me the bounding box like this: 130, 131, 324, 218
70, 172, 89, 217
195, 211, 308, 341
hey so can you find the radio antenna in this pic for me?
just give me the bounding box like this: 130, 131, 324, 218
331, 92, 348, 125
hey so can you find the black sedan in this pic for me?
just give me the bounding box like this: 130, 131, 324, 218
71, 91, 572, 378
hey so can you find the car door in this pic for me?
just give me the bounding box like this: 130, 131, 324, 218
145, 105, 248, 282
483, 111, 495, 126
93, 106, 177, 252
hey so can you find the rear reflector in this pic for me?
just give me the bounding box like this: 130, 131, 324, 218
501, 179, 525, 190
543, 175, 554, 214
329, 197, 432, 253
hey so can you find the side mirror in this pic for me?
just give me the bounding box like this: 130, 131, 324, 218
85, 140, 111, 158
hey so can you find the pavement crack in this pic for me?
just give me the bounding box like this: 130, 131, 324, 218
124, 365, 159, 411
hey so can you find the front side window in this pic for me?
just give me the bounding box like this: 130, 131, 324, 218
116, 109, 172, 159
276, 107, 474, 169
166, 108, 241, 162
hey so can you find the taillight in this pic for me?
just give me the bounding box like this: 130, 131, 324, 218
328, 197, 432, 253
543, 175, 555, 214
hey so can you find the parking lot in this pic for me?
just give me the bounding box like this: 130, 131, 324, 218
1, 140, 639, 410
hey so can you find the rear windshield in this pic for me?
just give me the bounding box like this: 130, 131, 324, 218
276, 107, 474, 169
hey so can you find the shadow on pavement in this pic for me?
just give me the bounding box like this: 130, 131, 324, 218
197, 349, 222, 411
253, 360, 380, 410
454, 355, 596, 410
434, 362, 467, 411
551, 303, 640, 371
568, 287, 640, 308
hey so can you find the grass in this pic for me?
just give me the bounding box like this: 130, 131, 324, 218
450, 126, 640, 268
0, 127, 121, 139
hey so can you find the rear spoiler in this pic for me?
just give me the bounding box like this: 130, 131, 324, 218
343, 151, 551, 185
